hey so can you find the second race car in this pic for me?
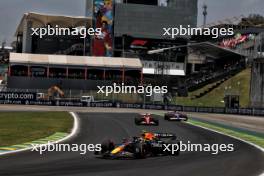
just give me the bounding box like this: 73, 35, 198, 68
164, 111, 188, 121
134, 113, 159, 126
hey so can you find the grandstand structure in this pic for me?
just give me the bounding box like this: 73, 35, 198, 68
15, 12, 92, 55
8, 0, 199, 91
8, 53, 142, 89
9, 12, 143, 90
250, 32, 264, 108
7, 0, 262, 103
0, 44, 12, 85
184, 15, 264, 97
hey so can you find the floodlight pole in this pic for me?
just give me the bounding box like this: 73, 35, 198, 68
202, 3, 208, 28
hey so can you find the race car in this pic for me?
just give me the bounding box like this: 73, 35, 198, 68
134, 113, 159, 126
95, 131, 180, 159
164, 111, 188, 121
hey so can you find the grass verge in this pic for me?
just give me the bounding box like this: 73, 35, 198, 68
153, 112, 264, 148
188, 119, 264, 148
0, 112, 73, 147
174, 68, 251, 107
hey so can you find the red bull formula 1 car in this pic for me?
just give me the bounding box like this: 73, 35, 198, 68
95, 131, 180, 159
134, 113, 159, 126
164, 111, 188, 121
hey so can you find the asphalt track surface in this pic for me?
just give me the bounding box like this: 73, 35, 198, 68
0, 113, 263, 176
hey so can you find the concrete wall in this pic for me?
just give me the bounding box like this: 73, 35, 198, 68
250, 58, 264, 108
7, 76, 112, 90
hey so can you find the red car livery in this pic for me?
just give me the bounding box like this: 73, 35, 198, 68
134, 114, 159, 126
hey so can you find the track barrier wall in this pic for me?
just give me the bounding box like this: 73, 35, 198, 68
0, 99, 264, 116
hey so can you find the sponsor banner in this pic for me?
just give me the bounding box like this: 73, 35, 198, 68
142, 61, 185, 76
120, 103, 142, 109
0, 98, 263, 116
238, 108, 253, 115
0, 92, 36, 101
145, 104, 164, 110
166, 105, 183, 111
212, 108, 226, 114
92, 0, 114, 57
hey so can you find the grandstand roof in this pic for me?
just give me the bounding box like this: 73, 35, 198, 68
189, 42, 245, 59
236, 27, 264, 35
9, 53, 142, 69
15, 12, 92, 36
0, 46, 13, 50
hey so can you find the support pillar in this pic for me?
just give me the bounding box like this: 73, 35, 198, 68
103, 69, 106, 80
122, 67, 125, 83
22, 20, 33, 53
66, 67, 69, 78
8, 65, 11, 76
84, 68, 87, 80
192, 63, 196, 73
27, 65, 30, 77
47, 66, 49, 78
140, 69, 144, 85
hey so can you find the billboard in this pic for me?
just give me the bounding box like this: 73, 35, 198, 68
92, 0, 114, 57
114, 3, 197, 39
142, 61, 185, 76
0, 92, 36, 101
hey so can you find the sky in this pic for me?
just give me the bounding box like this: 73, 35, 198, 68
0, 0, 263, 45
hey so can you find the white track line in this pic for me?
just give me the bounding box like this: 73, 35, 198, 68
0, 111, 79, 156
187, 121, 264, 176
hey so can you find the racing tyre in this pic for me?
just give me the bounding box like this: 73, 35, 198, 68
133, 143, 146, 159
134, 117, 141, 125
153, 118, 159, 126
101, 140, 115, 154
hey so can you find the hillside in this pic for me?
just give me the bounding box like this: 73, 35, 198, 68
174, 68, 251, 108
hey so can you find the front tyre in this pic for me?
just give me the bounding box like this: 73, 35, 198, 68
153, 118, 159, 126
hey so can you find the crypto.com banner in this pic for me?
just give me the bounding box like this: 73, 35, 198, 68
0, 92, 36, 101
92, 0, 114, 57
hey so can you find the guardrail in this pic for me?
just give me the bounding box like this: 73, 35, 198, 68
0, 99, 264, 117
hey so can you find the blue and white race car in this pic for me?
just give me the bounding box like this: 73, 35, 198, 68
164, 111, 188, 121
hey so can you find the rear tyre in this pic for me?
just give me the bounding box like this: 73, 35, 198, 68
134, 117, 141, 125
133, 143, 146, 159
153, 118, 159, 126
164, 115, 168, 120
101, 140, 115, 154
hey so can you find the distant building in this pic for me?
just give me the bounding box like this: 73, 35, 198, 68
9, 0, 199, 90
10, 13, 142, 90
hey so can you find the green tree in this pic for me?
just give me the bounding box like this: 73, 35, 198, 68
239, 14, 264, 27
